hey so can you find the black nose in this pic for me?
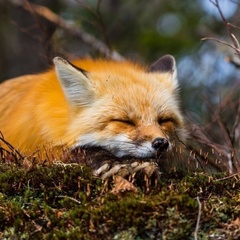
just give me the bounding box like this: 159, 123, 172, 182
152, 137, 169, 151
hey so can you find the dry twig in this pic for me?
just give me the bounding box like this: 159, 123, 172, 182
194, 196, 202, 240
201, 0, 240, 172
9, 0, 124, 61
0, 131, 24, 162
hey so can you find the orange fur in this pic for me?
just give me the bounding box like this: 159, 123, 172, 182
0, 56, 185, 158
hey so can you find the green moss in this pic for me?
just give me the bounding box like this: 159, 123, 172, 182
0, 161, 240, 239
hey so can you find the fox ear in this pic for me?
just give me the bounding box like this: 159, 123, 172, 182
148, 55, 178, 85
53, 57, 95, 106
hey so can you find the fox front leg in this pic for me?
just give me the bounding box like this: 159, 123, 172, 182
93, 161, 160, 183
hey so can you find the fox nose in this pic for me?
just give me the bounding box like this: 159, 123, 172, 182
152, 137, 169, 151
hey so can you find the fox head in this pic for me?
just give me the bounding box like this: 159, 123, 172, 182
53, 55, 185, 158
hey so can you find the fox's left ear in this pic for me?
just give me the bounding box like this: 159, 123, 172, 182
148, 55, 178, 85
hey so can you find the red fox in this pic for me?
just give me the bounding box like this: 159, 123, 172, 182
0, 55, 185, 160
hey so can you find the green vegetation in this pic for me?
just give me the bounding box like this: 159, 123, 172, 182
0, 161, 239, 239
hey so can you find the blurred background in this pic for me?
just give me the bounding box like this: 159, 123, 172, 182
0, 0, 239, 170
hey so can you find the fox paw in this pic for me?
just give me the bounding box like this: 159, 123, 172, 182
93, 161, 160, 181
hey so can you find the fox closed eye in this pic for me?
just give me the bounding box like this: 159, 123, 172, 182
111, 119, 135, 126
158, 117, 174, 126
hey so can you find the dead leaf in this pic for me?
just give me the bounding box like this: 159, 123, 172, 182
111, 175, 138, 196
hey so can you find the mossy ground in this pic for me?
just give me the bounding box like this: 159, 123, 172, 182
0, 159, 240, 240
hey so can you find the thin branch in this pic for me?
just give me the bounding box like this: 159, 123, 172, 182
228, 22, 240, 31
75, 0, 112, 50
0, 131, 24, 160
194, 196, 202, 240
202, 0, 240, 171
57, 195, 82, 205
96, 0, 112, 50
9, 0, 124, 61
205, 100, 233, 150
231, 102, 240, 142
201, 37, 240, 54
214, 172, 240, 182
209, 0, 227, 26
209, 0, 240, 53
230, 33, 240, 50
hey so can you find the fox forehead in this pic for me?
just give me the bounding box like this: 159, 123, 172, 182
89, 67, 175, 92
71, 58, 176, 90
89, 73, 178, 119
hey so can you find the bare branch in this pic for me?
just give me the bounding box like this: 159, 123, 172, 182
96, 0, 112, 50
228, 23, 240, 31
208, 0, 240, 57
0, 132, 24, 160
230, 33, 240, 50
9, 0, 124, 61
201, 0, 240, 172
231, 102, 240, 145
57, 195, 82, 205
201, 37, 240, 54
194, 196, 202, 240
214, 172, 240, 182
